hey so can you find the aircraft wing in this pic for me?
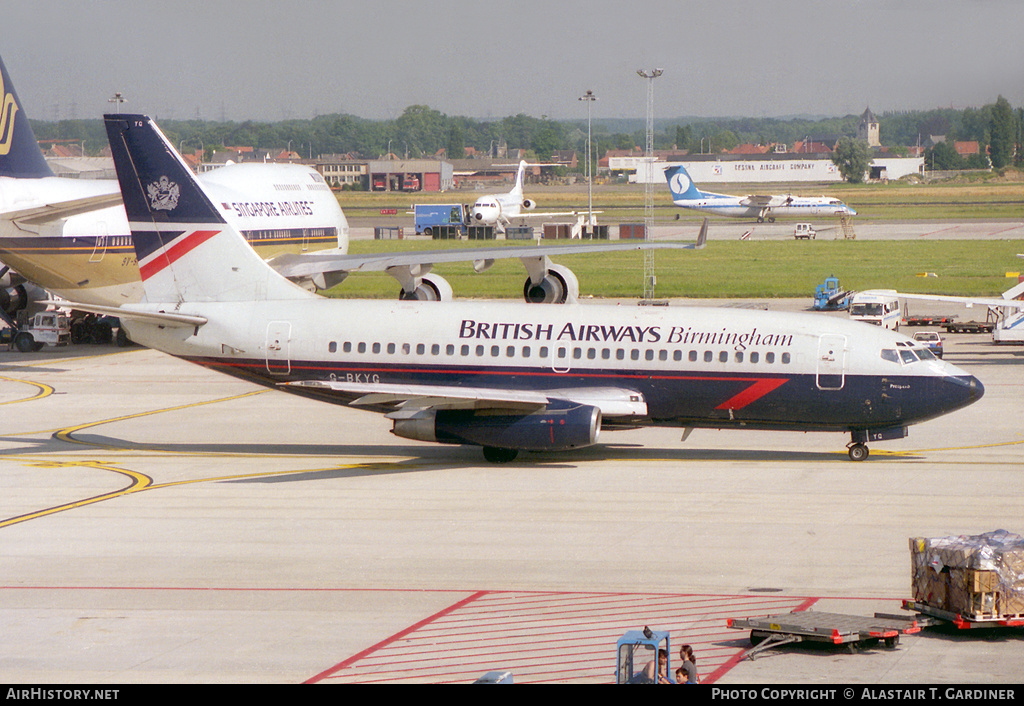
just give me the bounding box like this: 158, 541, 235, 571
2, 192, 124, 226
740, 195, 774, 207
282, 379, 648, 417
267, 234, 706, 281
897, 292, 1024, 311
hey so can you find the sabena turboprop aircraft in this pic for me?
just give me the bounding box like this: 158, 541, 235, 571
664, 163, 856, 223
63, 113, 984, 463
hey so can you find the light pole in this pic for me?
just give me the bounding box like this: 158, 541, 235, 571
637, 68, 663, 300
107, 92, 126, 114
578, 90, 597, 228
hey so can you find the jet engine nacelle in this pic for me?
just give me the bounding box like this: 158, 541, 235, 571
392, 402, 601, 452
521, 199, 536, 210
0, 283, 27, 317
398, 273, 453, 302
523, 263, 579, 304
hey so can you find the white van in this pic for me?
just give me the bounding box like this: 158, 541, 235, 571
849, 290, 902, 330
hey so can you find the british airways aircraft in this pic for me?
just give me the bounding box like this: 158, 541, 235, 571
0, 54, 347, 310
69, 114, 982, 463
664, 164, 856, 223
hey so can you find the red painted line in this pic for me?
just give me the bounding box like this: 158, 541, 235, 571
305, 590, 488, 683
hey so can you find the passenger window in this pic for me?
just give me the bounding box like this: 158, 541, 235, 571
645, 349, 654, 361
461, 345, 470, 356
357, 342, 366, 354
719, 351, 728, 363
587, 348, 596, 360
781, 353, 791, 364
522, 346, 531, 358
476, 345, 484, 356
766, 352, 775, 364
674, 350, 682, 361
446, 344, 455, 355
689, 350, 697, 362
704, 351, 713, 362
328, 342, 337, 353
343, 342, 352, 353
372, 342, 381, 354
432, 344, 440, 355
540, 346, 549, 357
750, 352, 759, 363
735, 351, 744, 363
602, 348, 611, 360
573, 348, 582, 360
417, 344, 426, 355
631, 349, 640, 361
402, 343, 411, 355
490, 345, 499, 357
507, 346, 515, 357
616, 349, 625, 360
557, 347, 567, 359
387, 343, 396, 354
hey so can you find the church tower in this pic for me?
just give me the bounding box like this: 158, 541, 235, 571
857, 108, 880, 147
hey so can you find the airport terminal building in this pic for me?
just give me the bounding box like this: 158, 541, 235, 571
623, 153, 925, 184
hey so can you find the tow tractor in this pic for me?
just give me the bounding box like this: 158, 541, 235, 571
1, 310, 71, 352
616, 627, 671, 683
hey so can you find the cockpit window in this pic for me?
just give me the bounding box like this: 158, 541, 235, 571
880, 349, 900, 364
915, 347, 937, 361
899, 349, 919, 364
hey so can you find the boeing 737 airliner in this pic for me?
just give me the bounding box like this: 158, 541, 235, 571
71, 114, 983, 463
664, 164, 856, 222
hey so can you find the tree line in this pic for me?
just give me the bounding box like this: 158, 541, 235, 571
31, 97, 1021, 174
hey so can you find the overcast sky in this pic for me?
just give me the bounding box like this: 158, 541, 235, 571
4, 0, 1022, 124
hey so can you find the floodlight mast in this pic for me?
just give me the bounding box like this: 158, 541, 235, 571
637, 69, 663, 300
578, 90, 597, 229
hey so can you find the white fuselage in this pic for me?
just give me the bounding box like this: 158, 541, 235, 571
126, 297, 982, 434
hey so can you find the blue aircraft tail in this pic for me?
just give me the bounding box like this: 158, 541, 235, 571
103, 113, 310, 303
0, 55, 54, 178
663, 164, 705, 201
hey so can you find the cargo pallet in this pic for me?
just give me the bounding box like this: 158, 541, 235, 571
726, 611, 922, 660
902, 600, 1024, 630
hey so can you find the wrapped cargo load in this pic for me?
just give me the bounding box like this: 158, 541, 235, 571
910, 530, 1024, 621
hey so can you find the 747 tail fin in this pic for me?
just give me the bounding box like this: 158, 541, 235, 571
0, 54, 54, 178
103, 114, 310, 303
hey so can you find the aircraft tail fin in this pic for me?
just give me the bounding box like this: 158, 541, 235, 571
663, 164, 705, 201
0, 55, 54, 178
511, 160, 527, 197
103, 114, 311, 303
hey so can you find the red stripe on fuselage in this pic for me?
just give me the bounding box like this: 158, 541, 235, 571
139, 230, 219, 281
715, 378, 789, 410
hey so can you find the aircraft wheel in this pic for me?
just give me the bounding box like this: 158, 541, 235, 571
482, 447, 518, 463
14, 332, 36, 353
768, 217, 776, 223
848, 443, 869, 462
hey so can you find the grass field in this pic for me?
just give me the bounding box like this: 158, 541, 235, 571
325, 238, 1024, 300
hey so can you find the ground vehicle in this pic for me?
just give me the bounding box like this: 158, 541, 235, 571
849, 290, 902, 330
616, 628, 672, 683
794, 223, 816, 239
8, 311, 71, 352
813, 275, 852, 311
912, 331, 943, 358
413, 204, 468, 236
